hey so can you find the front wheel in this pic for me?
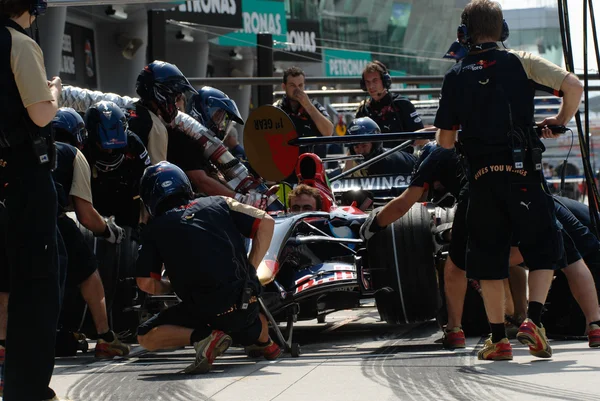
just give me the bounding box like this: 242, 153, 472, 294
368, 204, 440, 324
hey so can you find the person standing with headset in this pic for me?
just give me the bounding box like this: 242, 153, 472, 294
355, 60, 425, 149
435, 0, 583, 361
0, 1, 65, 400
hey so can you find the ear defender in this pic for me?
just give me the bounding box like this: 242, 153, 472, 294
500, 19, 509, 42
457, 24, 470, 46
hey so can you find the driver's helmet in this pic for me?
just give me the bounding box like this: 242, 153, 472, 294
140, 161, 194, 217
187, 86, 244, 139
136, 60, 197, 124
345, 117, 383, 158
295, 153, 335, 212
84, 101, 128, 172
52, 107, 87, 150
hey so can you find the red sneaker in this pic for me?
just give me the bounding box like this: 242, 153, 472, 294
245, 339, 282, 360
517, 318, 552, 358
184, 330, 232, 374
589, 324, 600, 348
477, 337, 513, 360
442, 327, 466, 349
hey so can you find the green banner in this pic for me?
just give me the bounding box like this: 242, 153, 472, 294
324, 49, 372, 77
217, 0, 287, 47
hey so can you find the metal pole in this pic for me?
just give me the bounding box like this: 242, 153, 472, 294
257, 33, 274, 107
329, 140, 415, 183
288, 131, 438, 146
147, 10, 166, 64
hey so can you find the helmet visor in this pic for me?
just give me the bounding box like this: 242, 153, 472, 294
206, 96, 244, 125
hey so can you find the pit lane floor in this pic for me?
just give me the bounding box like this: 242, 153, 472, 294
30, 304, 600, 400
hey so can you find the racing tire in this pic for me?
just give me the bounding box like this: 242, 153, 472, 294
75, 220, 143, 341
368, 204, 440, 324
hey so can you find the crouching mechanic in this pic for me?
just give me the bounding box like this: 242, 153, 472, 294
135, 162, 281, 374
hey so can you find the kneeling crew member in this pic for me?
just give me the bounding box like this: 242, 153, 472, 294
135, 162, 281, 374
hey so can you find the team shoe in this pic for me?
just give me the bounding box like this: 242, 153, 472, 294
589, 324, 600, 348
244, 339, 282, 360
505, 315, 524, 340
184, 330, 232, 374
517, 318, 552, 358
477, 337, 513, 361
95, 332, 131, 359
442, 327, 466, 349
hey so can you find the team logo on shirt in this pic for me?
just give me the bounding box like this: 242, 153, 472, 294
462, 59, 497, 72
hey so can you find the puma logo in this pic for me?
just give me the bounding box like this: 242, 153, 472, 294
520, 201, 531, 210
479, 79, 490, 85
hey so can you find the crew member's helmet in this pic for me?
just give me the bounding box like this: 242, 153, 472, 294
187, 86, 244, 139
140, 161, 194, 217
52, 107, 87, 150
345, 117, 383, 157
136, 60, 197, 124
84, 101, 128, 172
413, 140, 438, 173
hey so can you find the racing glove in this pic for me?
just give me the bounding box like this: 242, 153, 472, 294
234, 185, 280, 210
96, 216, 125, 244
235, 191, 269, 210
359, 207, 386, 242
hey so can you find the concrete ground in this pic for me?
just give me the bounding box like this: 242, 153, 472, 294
8, 305, 600, 401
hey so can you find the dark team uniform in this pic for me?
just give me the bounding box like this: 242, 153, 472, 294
353, 145, 417, 177
274, 95, 330, 158
0, 17, 62, 401
136, 196, 265, 345
435, 44, 568, 280
408, 146, 470, 269
409, 146, 593, 278
53, 142, 98, 287
356, 92, 424, 149
128, 102, 213, 174
127, 102, 168, 164
84, 132, 150, 228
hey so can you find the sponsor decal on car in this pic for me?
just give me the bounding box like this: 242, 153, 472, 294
330, 175, 411, 193
294, 265, 357, 295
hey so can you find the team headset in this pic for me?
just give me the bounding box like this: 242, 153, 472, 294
360, 60, 392, 92
457, 17, 509, 46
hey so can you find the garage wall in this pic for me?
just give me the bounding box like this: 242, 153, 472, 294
94, 20, 148, 97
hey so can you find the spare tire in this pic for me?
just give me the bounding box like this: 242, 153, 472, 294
368, 203, 440, 324
76, 221, 143, 341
